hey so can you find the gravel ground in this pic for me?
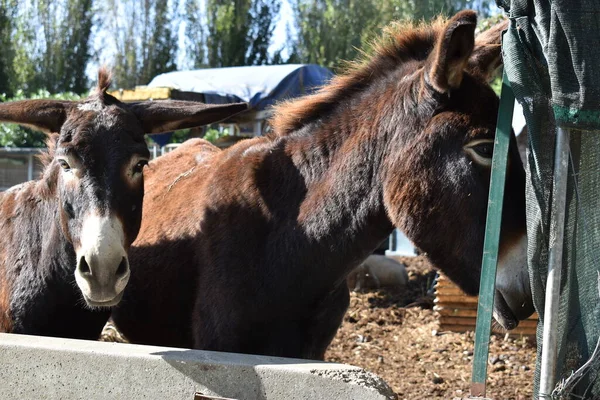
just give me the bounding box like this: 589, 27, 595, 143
325, 256, 537, 400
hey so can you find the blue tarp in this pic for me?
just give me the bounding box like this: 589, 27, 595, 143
148, 64, 333, 111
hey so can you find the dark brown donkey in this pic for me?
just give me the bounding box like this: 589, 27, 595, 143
113, 11, 534, 358
0, 70, 246, 339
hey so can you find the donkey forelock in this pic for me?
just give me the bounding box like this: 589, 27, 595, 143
77, 67, 116, 112
270, 17, 454, 136
38, 67, 119, 168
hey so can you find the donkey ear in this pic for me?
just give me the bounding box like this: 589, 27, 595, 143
0, 100, 72, 134
427, 10, 477, 93
127, 101, 248, 134
467, 19, 508, 82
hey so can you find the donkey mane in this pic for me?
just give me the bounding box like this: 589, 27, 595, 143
269, 17, 448, 136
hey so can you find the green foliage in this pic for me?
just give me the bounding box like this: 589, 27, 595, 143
205, 0, 281, 67
170, 128, 192, 144
0, 91, 82, 147
184, 0, 207, 69
11, 0, 94, 94
104, 0, 179, 89
490, 76, 502, 96
0, 0, 16, 97
203, 128, 226, 143
290, 0, 379, 70
290, 0, 497, 70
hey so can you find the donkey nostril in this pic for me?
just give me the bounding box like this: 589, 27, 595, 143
116, 257, 128, 277
79, 256, 91, 275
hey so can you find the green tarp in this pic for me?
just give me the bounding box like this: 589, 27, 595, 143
498, 0, 600, 397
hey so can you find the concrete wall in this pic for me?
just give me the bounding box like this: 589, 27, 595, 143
0, 333, 395, 400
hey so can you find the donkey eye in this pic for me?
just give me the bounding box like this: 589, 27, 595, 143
58, 159, 71, 171
133, 160, 149, 174
472, 143, 494, 158
464, 140, 495, 167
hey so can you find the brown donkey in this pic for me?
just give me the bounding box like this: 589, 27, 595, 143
0, 70, 246, 338
113, 11, 533, 358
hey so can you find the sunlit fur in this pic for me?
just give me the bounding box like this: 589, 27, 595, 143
0, 68, 246, 338
112, 12, 533, 358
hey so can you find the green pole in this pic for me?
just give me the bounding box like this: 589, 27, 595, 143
470, 71, 515, 398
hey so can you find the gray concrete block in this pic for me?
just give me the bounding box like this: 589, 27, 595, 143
0, 333, 395, 400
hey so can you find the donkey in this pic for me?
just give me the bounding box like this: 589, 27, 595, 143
0, 69, 247, 339
112, 12, 534, 358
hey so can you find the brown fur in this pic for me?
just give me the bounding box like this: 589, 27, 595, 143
0, 223, 11, 332
0, 69, 247, 337
96, 67, 112, 94
113, 13, 533, 357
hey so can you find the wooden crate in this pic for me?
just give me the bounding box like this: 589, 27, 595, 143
434, 274, 538, 337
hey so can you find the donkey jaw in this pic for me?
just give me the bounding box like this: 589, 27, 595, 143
493, 233, 534, 330
74, 213, 130, 307
82, 291, 125, 308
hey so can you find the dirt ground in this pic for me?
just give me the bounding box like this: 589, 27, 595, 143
325, 256, 537, 400
101, 255, 536, 400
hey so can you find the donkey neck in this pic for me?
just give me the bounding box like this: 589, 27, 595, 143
274, 95, 397, 278
1, 170, 109, 336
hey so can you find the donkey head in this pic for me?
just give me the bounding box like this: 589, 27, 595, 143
380, 12, 532, 329
0, 69, 247, 307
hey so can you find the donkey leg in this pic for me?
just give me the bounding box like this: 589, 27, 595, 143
303, 281, 350, 360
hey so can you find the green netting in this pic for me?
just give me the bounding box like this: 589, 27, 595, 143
498, 0, 600, 398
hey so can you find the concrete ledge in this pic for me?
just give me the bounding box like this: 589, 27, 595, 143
0, 333, 395, 400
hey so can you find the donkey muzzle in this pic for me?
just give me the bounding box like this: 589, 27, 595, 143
74, 214, 130, 307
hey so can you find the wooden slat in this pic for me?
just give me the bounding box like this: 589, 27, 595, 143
435, 307, 539, 321
435, 294, 479, 304
434, 286, 468, 295
439, 316, 538, 329
433, 302, 480, 310
439, 324, 536, 335
435, 273, 538, 337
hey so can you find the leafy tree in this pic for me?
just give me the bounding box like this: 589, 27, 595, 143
61, 0, 94, 93
290, 0, 495, 70
184, 0, 207, 69
290, 0, 379, 70
32, 0, 94, 93
0, 0, 16, 97
146, 0, 178, 80
104, 0, 178, 89
11, 5, 37, 94
206, 0, 281, 67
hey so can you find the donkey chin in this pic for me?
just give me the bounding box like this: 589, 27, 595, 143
493, 234, 535, 330
74, 214, 131, 308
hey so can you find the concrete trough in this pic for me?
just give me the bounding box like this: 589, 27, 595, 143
0, 333, 395, 400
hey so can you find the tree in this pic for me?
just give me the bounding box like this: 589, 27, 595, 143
184, 0, 207, 69
61, 0, 94, 93
5, 0, 94, 95
290, 0, 379, 70
11, 4, 37, 94
290, 0, 494, 70
146, 0, 178, 80
0, 0, 16, 97
103, 0, 178, 89
205, 0, 281, 67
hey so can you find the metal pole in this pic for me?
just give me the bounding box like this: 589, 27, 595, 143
27, 154, 33, 181
470, 71, 515, 398
539, 127, 571, 398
